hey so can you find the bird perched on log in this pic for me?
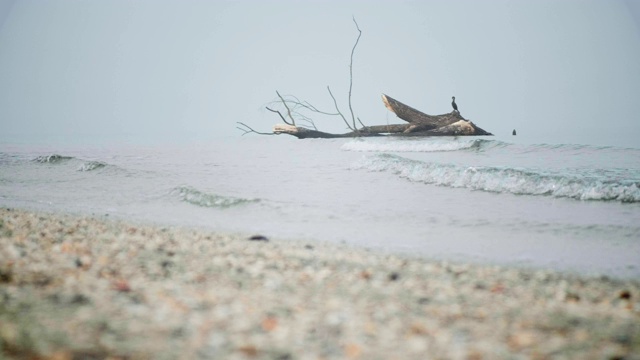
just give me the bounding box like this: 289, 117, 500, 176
451, 96, 459, 113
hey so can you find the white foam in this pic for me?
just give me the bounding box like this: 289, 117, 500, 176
341, 139, 483, 153
354, 154, 640, 202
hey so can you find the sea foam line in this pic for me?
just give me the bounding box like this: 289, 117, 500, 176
172, 186, 259, 208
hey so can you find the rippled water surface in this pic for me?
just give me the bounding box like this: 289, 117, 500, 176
1, 136, 639, 278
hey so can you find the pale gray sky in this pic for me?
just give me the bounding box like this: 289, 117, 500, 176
1, 0, 639, 146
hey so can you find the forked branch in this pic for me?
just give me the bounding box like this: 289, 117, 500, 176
327, 86, 354, 131
265, 107, 291, 125
236, 122, 274, 136
276, 91, 296, 126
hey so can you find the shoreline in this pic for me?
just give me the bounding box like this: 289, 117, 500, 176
1, 207, 639, 359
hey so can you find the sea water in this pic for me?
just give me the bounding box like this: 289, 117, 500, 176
1, 135, 639, 278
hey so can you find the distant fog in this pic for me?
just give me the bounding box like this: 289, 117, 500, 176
1, 0, 639, 147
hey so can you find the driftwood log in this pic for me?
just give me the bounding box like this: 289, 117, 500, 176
238, 19, 493, 139
270, 94, 492, 139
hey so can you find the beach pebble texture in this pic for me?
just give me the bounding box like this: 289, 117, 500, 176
0, 208, 639, 359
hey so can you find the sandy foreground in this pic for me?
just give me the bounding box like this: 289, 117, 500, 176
0, 208, 638, 359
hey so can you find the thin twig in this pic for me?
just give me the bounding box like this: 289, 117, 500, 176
265, 107, 290, 125
348, 17, 363, 131
327, 86, 353, 131
267, 96, 340, 116
236, 122, 274, 136
285, 94, 340, 116
276, 91, 296, 126
298, 118, 318, 130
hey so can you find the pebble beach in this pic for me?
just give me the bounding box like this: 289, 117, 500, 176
1, 207, 639, 359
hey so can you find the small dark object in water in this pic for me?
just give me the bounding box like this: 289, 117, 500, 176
512, 129, 517, 136
619, 290, 631, 300
304, 244, 314, 250
249, 235, 269, 242
451, 96, 458, 112
388, 272, 400, 281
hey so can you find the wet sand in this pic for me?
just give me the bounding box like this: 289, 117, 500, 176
0, 208, 638, 359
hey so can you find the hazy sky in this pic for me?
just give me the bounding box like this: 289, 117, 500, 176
1, 0, 639, 146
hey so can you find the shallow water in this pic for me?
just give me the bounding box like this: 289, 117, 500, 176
1, 135, 639, 278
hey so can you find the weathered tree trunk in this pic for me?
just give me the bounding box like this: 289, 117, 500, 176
265, 94, 493, 139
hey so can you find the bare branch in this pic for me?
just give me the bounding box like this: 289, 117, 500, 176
267, 95, 340, 117
257, 18, 370, 137
348, 16, 363, 131
236, 122, 274, 136
284, 94, 340, 116
327, 86, 354, 131
276, 90, 296, 126
298, 118, 318, 130
266, 107, 291, 125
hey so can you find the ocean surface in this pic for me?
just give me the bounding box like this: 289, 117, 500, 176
1, 135, 639, 278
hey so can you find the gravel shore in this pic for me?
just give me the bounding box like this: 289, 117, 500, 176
1, 208, 639, 359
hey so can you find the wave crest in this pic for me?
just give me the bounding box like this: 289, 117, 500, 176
77, 161, 107, 172
172, 186, 258, 208
354, 154, 640, 203
33, 154, 74, 163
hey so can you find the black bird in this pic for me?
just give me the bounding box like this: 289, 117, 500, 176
451, 96, 458, 112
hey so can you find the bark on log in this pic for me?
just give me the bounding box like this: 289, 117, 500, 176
359, 124, 411, 133
402, 120, 492, 136
381, 94, 465, 130
272, 124, 373, 139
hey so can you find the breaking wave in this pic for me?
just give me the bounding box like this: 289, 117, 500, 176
33, 154, 74, 163
31, 154, 117, 173
354, 154, 640, 203
341, 138, 503, 153
172, 186, 259, 208
77, 161, 107, 172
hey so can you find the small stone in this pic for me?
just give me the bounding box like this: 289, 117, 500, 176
112, 279, 131, 292
388, 272, 400, 281
565, 292, 581, 302
70, 294, 90, 305
508, 331, 536, 349
248, 235, 268, 242
344, 343, 362, 358
618, 290, 631, 300
238, 345, 258, 357
0, 269, 13, 283
261, 316, 278, 332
